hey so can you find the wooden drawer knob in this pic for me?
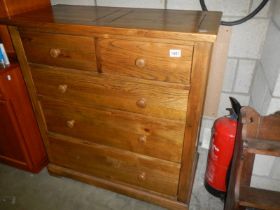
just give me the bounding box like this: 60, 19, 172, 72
135, 58, 145, 68
138, 172, 146, 181
138, 135, 147, 143
136, 98, 146, 108
66, 120, 75, 128
58, 84, 68, 93
50, 48, 61, 58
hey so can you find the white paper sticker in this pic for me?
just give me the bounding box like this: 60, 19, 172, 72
169, 49, 182, 58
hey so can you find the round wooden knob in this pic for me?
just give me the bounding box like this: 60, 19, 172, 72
136, 98, 146, 108
49, 48, 61, 58
138, 135, 147, 143
135, 58, 145, 68
58, 84, 68, 93
66, 120, 75, 128
138, 172, 146, 181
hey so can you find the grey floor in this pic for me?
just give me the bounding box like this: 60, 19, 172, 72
0, 148, 223, 210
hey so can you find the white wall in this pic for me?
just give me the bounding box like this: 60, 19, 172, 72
250, 0, 280, 191
51, 0, 95, 5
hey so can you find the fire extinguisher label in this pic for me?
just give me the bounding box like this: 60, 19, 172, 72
213, 144, 220, 152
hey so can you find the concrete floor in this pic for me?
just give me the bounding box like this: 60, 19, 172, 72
0, 148, 223, 210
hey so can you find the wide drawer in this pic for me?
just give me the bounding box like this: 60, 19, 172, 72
40, 98, 185, 162
31, 64, 189, 121
97, 38, 193, 84
48, 136, 180, 196
20, 31, 97, 71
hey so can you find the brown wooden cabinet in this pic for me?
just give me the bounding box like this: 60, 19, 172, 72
0, 65, 47, 172
0, 0, 49, 172
0, 0, 50, 54
0, 98, 27, 165
1, 5, 221, 209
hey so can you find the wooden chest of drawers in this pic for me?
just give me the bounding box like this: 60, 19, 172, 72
1, 5, 221, 210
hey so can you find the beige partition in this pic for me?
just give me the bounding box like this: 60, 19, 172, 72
204, 26, 232, 117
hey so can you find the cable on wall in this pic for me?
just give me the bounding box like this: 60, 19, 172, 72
199, 0, 270, 26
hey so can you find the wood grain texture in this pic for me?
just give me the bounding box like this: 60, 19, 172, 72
20, 31, 97, 71
5, 6, 221, 209
0, 99, 28, 167
40, 98, 185, 162
48, 135, 180, 196
0, 0, 50, 18
97, 38, 192, 84
239, 187, 280, 210
0, 25, 14, 54
0, 5, 221, 42
178, 42, 213, 202
0, 65, 47, 172
48, 163, 189, 210
225, 107, 280, 210
0, 2, 8, 18
30, 64, 189, 121
0, 0, 49, 173
8, 26, 51, 159
239, 152, 255, 193
255, 114, 280, 142
245, 138, 280, 156
203, 26, 232, 117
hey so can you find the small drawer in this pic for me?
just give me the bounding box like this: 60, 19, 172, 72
97, 38, 193, 84
48, 136, 180, 196
31, 64, 189, 121
20, 31, 97, 71
40, 99, 185, 162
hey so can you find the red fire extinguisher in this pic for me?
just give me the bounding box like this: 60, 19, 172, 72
204, 97, 241, 198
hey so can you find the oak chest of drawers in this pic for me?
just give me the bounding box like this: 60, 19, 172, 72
1, 5, 221, 210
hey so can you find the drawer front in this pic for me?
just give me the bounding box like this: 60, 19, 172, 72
48, 136, 180, 196
20, 31, 97, 71
97, 38, 193, 84
31, 64, 189, 121
40, 99, 184, 162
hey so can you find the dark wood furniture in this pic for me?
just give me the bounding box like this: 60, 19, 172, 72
0, 64, 47, 172
0, 0, 48, 172
0, 25, 14, 54
0, 0, 50, 18
0, 5, 221, 209
225, 106, 280, 210
0, 0, 50, 53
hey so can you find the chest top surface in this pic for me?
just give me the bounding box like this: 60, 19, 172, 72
0, 5, 222, 42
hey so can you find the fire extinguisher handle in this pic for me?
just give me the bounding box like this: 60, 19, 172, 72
229, 97, 241, 119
